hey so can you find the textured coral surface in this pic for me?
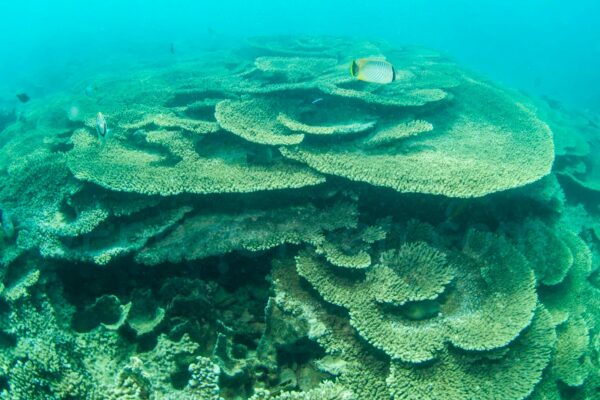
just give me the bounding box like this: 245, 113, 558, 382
0, 36, 598, 400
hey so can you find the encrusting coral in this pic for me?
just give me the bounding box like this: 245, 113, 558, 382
0, 34, 597, 399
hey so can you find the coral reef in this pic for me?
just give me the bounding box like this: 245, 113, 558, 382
281, 78, 554, 198
136, 201, 357, 265
0, 35, 598, 399
295, 228, 537, 363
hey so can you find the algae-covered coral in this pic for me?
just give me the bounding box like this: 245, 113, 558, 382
0, 35, 598, 399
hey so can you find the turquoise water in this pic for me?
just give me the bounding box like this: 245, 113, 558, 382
0, 2, 599, 400
2, 1, 600, 110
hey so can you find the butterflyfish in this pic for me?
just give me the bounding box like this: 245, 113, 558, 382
96, 112, 108, 139
350, 58, 396, 84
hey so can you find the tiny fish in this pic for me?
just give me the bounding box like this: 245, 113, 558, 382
96, 112, 108, 138
16, 93, 30, 103
311, 98, 324, 104
170, 43, 175, 55
350, 58, 396, 84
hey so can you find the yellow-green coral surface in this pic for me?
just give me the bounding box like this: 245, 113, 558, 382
0, 35, 596, 400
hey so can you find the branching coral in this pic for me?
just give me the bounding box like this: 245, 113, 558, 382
107, 357, 152, 400
186, 356, 223, 400
0, 266, 92, 400
250, 382, 354, 400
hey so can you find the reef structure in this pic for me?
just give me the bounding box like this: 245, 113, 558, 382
0, 35, 597, 400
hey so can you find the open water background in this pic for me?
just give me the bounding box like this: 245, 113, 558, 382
0, 0, 599, 111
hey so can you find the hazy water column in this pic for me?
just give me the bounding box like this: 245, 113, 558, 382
0, 0, 598, 110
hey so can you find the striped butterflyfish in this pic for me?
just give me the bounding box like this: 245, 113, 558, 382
350, 58, 396, 84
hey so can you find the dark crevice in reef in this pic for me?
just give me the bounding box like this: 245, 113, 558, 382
0, 330, 16, 349
0, 376, 8, 394
182, 104, 217, 121
276, 337, 326, 367
59, 250, 273, 351
58, 252, 270, 312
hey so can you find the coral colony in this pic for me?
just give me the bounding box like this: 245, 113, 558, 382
0, 36, 599, 399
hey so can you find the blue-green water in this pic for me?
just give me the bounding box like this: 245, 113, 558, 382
0, 2, 599, 400
2, 1, 600, 111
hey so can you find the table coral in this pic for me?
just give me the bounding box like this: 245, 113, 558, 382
313, 222, 389, 269
503, 219, 575, 286
282, 79, 554, 198
254, 56, 338, 83
271, 245, 555, 400
215, 98, 305, 145
276, 111, 376, 136
68, 129, 324, 195
0, 35, 594, 400
387, 306, 555, 400
296, 229, 537, 363
364, 119, 433, 148
136, 201, 357, 265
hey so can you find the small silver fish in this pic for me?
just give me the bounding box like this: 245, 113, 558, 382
96, 112, 107, 138
350, 58, 396, 84
311, 98, 324, 104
